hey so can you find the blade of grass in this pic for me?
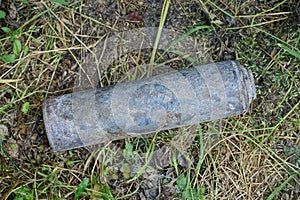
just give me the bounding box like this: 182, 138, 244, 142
278, 43, 300, 59
223, 16, 288, 31
155, 25, 212, 64
168, 50, 199, 64
254, 27, 296, 49
205, 0, 288, 22
261, 101, 300, 144
42, 2, 97, 89
254, 27, 299, 81
149, 0, 171, 77
117, 185, 140, 199
266, 173, 296, 200
0, 79, 22, 84
49, 0, 68, 6
208, 151, 219, 197
194, 125, 205, 187
250, 0, 288, 25
126, 134, 157, 183
74, 178, 89, 200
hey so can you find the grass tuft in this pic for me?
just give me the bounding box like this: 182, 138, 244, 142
0, 0, 299, 199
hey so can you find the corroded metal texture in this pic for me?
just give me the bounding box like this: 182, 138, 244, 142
43, 61, 256, 151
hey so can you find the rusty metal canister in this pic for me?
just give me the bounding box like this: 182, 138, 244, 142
43, 61, 256, 151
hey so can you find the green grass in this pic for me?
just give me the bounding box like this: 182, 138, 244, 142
0, 0, 299, 199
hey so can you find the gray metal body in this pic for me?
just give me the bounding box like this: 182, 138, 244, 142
43, 61, 256, 151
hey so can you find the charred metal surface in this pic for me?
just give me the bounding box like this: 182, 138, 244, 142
43, 61, 256, 151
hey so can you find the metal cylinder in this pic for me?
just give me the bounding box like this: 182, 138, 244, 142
43, 61, 256, 151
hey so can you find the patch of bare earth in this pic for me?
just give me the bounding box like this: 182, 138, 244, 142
0, 0, 299, 199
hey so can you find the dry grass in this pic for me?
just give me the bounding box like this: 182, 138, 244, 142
0, 0, 299, 199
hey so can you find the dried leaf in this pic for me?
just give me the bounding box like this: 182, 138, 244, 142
124, 12, 143, 22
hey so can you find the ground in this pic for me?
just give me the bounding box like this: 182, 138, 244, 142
0, 0, 299, 199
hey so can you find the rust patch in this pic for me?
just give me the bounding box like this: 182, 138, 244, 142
175, 113, 181, 119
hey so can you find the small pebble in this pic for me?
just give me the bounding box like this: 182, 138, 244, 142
0, 125, 9, 138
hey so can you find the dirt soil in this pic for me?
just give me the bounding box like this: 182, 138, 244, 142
0, 0, 300, 199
